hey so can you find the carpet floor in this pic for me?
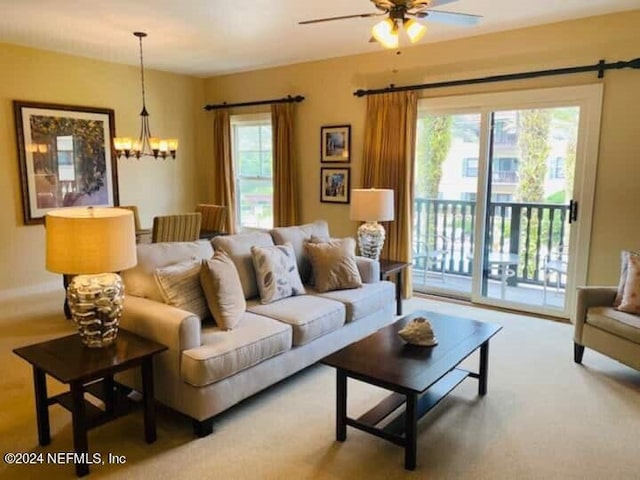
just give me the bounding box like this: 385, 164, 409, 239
1, 290, 639, 479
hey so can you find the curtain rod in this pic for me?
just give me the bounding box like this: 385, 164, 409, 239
204, 94, 305, 111
353, 57, 640, 97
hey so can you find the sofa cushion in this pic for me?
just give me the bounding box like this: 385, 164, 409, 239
181, 312, 292, 387
154, 258, 209, 319
270, 221, 330, 283
304, 238, 362, 292
314, 281, 394, 323
121, 240, 214, 302
200, 253, 246, 330
251, 243, 306, 304
213, 232, 275, 300
247, 295, 345, 346
586, 306, 640, 344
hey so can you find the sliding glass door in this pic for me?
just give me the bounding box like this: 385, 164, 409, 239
413, 85, 603, 318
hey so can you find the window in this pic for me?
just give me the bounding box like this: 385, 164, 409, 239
549, 157, 565, 179
463, 158, 478, 177
491, 193, 514, 202
492, 157, 518, 183
231, 114, 273, 229
461, 192, 477, 202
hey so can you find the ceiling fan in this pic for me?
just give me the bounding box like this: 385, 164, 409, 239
299, 0, 482, 49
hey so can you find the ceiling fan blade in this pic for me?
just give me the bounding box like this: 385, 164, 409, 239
422, 0, 459, 8
416, 9, 482, 26
299, 12, 383, 25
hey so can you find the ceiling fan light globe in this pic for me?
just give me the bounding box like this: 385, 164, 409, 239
404, 18, 427, 43
372, 19, 399, 49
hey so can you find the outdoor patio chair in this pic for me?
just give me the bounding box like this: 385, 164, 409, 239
413, 234, 450, 283
542, 245, 568, 304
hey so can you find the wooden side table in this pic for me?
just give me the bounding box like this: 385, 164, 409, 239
13, 330, 167, 477
379, 259, 410, 315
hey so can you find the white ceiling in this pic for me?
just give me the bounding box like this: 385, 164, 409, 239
0, 0, 638, 77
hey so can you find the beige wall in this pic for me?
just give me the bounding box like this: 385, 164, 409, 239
0, 43, 204, 294
1, 10, 638, 296
204, 10, 640, 285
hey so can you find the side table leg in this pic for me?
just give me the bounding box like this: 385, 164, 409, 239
396, 271, 403, 315
70, 381, 89, 477
141, 358, 157, 443
33, 367, 50, 446
479, 341, 489, 396
103, 374, 116, 415
404, 393, 418, 470
336, 370, 347, 442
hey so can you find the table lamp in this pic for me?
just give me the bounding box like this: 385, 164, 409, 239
350, 188, 395, 260
45, 207, 137, 348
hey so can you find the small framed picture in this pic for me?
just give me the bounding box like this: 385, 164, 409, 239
321, 125, 350, 163
320, 167, 350, 204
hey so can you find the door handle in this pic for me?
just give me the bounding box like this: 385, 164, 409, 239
568, 200, 578, 224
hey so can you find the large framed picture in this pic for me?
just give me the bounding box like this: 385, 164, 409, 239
321, 125, 350, 163
13, 101, 119, 224
320, 167, 350, 204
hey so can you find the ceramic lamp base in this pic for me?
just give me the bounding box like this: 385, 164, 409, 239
67, 273, 124, 348
357, 221, 386, 260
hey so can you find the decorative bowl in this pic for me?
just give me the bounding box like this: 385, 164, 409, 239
398, 317, 437, 346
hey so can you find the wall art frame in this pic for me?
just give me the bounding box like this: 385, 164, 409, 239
13, 100, 119, 225
321, 124, 350, 163
320, 167, 351, 204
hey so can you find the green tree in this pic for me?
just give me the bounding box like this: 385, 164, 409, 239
415, 115, 453, 198
515, 109, 551, 202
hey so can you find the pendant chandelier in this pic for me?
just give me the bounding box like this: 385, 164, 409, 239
114, 32, 178, 160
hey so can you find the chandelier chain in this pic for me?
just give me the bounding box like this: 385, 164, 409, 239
138, 34, 147, 112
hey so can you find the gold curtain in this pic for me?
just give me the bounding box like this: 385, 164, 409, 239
212, 109, 237, 234
362, 91, 417, 298
271, 103, 299, 227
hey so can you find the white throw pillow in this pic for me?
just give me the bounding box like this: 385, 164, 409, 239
617, 254, 640, 315
614, 250, 640, 307
251, 243, 306, 304
154, 258, 209, 319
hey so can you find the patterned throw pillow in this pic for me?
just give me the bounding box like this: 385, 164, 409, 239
304, 238, 362, 293
617, 254, 640, 315
200, 252, 246, 330
614, 250, 640, 307
251, 243, 306, 304
154, 258, 209, 319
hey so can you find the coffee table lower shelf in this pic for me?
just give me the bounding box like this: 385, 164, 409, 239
347, 368, 470, 444
337, 368, 471, 469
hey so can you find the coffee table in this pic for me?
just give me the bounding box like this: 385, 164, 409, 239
321, 310, 502, 470
13, 330, 167, 477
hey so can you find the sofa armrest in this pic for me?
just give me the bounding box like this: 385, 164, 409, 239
573, 286, 617, 340
356, 256, 380, 284
121, 296, 201, 352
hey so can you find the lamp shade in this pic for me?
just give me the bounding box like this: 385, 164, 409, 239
350, 189, 395, 222
46, 207, 137, 274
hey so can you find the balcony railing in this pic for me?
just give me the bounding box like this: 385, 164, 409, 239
414, 198, 570, 286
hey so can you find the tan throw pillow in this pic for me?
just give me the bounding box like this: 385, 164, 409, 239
614, 250, 640, 307
251, 243, 306, 304
200, 252, 246, 329
154, 258, 209, 319
617, 254, 640, 315
304, 238, 362, 293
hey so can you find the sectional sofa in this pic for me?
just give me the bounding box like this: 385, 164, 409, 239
116, 221, 395, 436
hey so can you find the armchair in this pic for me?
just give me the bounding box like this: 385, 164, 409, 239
573, 286, 640, 371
